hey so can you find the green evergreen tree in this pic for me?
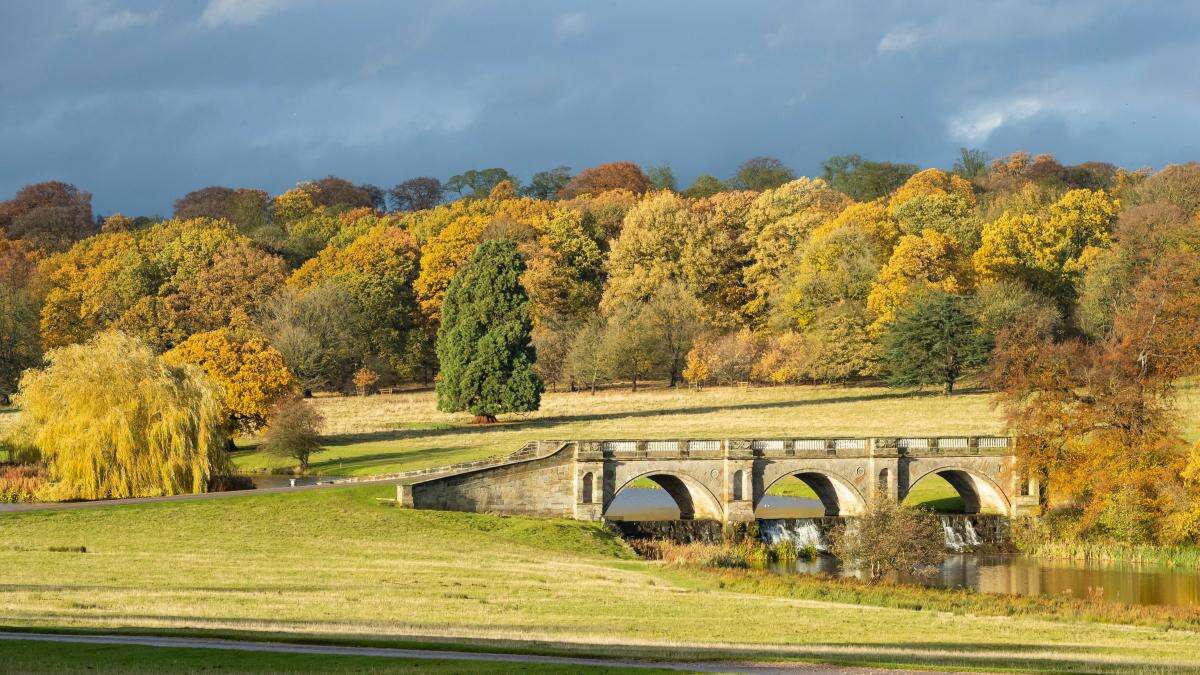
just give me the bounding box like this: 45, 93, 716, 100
435, 239, 542, 422
882, 290, 991, 394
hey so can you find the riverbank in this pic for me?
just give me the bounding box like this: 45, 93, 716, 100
4, 485, 1200, 672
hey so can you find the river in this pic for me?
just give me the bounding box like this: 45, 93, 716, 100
608, 487, 1200, 609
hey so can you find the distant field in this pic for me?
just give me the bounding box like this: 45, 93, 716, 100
231, 382, 1006, 476
3, 486, 1200, 671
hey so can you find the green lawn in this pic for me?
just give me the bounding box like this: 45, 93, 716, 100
0, 640, 657, 674
4, 486, 1200, 672
230, 383, 1006, 476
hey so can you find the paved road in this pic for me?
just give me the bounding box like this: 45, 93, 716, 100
0, 632, 893, 673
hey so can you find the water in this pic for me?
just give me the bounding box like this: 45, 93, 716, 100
605, 488, 823, 520
608, 491, 1200, 609
777, 553, 1200, 608
245, 474, 347, 489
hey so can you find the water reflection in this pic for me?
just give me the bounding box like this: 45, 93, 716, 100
779, 554, 1200, 608
604, 488, 824, 520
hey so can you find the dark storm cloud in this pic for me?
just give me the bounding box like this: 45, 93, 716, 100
3, 0, 1199, 214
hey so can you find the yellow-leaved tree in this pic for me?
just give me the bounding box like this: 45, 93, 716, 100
741, 177, 850, 322
974, 188, 1118, 304
165, 326, 296, 434
886, 168, 980, 248
12, 331, 228, 500
866, 229, 972, 331
600, 191, 692, 313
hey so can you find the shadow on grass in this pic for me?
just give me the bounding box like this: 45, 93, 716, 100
0, 625, 1169, 673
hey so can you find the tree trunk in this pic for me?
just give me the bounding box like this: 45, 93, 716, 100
589, 374, 597, 395
945, 378, 954, 395
631, 373, 638, 393
473, 414, 498, 424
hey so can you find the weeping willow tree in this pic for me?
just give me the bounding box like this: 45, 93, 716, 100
13, 331, 229, 500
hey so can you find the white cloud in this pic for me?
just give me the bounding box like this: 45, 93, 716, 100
948, 97, 1046, 143
877, 22, 921, 55
200, 0, 289, 28
71, 1, 160, 33
554, 12, 587, 41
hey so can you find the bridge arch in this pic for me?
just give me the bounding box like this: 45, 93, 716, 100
756, 470, 867, 516
605, 471, 724, 521
907, 466, 1010, 515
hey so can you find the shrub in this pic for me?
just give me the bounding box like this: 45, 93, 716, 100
260, 397, 325, 473
0, 464, 48, 503
830, 493, 945, 582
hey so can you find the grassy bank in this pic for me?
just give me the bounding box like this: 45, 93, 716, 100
230, 383, 1005, 476
0, 639, 659, 674
4, 486, 1200, 671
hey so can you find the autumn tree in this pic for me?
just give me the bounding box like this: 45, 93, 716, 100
38, 217, 247, 350
566, 315, 610, 394
445, 168, 518, 199
11, 331, 228, 500
680, 191, 759, 326
166, 241, 286, 338
731, 156, 795, 191
882, 291, 990, 394
0, 181, 96, 251
772, 216, 885, 332
830, 490, 945, 582
290, 222, 423, 378
821, 154, 918, 201
559, 188, 639, 242
0, 283, 40, 405
867, 229, 972, 331
683, 329, 763, 386
305, 176, 377, 210
165, 326, 296, 435
993, 251, 1200, 542
559, 161, 651, 198
887, 168, 980, 248
521, 166, 572, 200
387, 176, 443, 212
974, 188, 1118, 307
646, 164, 677, 191
741, 177, 850, 321
682, 174, 725, 198
261, 397, 325, 473
263, 282, 365, 393
1124, 162, 1200, 215
601, 191, 691, 312
173, 186, 274, 241
435, 239, 542, 423
952, 148, 991, 180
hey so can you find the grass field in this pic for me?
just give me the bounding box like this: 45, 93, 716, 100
5, 486, 1200, 672
0, 640, 657, 674
230, 383, 1008, 476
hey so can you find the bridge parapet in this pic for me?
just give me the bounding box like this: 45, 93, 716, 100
577, 436, 1013, 461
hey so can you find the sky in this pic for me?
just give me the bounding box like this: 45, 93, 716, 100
3, 0, 1200, 216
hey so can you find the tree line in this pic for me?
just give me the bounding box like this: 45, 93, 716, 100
3, 151, 1200, 546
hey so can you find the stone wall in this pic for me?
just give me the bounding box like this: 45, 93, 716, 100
400, 442, 576, 517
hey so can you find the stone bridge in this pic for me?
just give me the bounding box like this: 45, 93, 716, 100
398, 436, 1038, 522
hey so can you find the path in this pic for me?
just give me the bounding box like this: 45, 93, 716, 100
0, 632, 889, 673
0, 478, 399, 513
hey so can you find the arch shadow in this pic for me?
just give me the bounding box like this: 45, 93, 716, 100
756, 470, 867, 517
908, 467, 1010, 515
604, 471, 723, 521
